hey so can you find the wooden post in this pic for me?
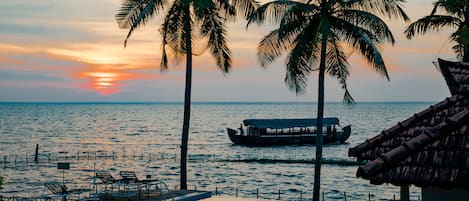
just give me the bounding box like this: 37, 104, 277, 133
344, 192, 347, 201
393, 194, 395, 201
278, 190, 280, 200
322, 191, 325, 201
400, 185, 410, 201
236, 187, 238, 197
34, 144, 39, 162
215, 187, 218, 196
299, 190, 302, 200
368, 192, 371, 201
257, 188, 259, 199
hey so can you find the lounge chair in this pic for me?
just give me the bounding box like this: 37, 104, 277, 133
41, 183, 71, 201
119, 171, 175, 201
45, 183, 68, 195
119, 171, 158, 184
95, 171, 123, 193
119, 171, 162, 193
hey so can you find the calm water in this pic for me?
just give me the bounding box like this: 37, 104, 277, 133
0, 102, 430, 200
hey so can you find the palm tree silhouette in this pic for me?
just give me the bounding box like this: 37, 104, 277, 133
405, 0, 469, 62
247, 0, 408, 200
116, 0, 257, 189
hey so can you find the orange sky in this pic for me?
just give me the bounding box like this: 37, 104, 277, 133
0, 0, 456, 102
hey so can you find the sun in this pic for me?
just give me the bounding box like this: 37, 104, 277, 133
82, 71, 123, 94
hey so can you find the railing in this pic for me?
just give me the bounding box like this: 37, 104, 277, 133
209, 186, 421, 201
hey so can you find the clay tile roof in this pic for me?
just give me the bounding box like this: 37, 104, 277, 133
438, 59, 469, 95
349, 59, 469, 187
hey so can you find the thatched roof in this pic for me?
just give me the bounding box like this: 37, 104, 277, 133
348, 59, 469, 188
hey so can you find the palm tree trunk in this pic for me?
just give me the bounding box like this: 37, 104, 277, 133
313, 33, 327, 201
180, 6, 192, 190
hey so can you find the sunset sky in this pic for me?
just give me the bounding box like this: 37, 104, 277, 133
0, 0, 457, 102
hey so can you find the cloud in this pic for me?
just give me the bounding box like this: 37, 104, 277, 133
0, 0, 457, 102
0, 70, 67, 82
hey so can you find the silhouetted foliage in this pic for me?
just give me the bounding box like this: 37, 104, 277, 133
247, 0, 408, 200
405, 0, 469, 62
116, 0, 257, 190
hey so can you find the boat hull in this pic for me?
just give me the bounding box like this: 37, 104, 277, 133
227, 126, 351, 146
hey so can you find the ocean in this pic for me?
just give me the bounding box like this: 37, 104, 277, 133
0, 102, 431, 200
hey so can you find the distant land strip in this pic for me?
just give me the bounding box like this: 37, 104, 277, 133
217, 158, 366, 166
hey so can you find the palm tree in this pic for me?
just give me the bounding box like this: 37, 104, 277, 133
116, 0, 257, 189
405, 0, 469, 62
247, 0, 408, 200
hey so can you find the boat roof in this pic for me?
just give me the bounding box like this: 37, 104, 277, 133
242, 117, 340, 129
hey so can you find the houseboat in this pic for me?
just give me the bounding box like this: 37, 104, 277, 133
227, 117, 351, 146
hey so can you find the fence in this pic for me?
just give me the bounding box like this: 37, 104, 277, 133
1, 146, 362, 168
1, 145, 417, 201
1, 187, 421, 201
209, 186, 421, 201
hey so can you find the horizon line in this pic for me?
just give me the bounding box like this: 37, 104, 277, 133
0, 101, 437, 104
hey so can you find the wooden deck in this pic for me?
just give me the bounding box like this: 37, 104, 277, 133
97, 189, 211, 201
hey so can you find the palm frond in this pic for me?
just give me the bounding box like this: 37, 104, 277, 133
452, 43, 463, 59
116, 0, 165, 47
335, 18, 389, 80
342, 87, 355, 104
325, 37, 355, 104
255, 3, 317, 68
193, 0, 216, 19
246, 0, 301, 27
214, 0, 237, 20
199, 9, 232, 73
277, 3, 316, 38
339, 9, 395, 45
450, 28, 468, 59
432, 0, 466, 17
161, 45, 169, 71
404, 15, 461, 39
285, 20, 322, 94
230, 0, 259, 19
347, 0, 409, 21
257, 29, 293, 67
160, 0, 187, 65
